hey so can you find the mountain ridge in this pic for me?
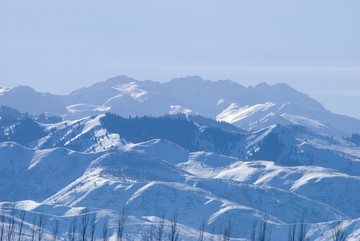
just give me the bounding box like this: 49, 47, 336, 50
1, 105, 360, 240
2, 75, 358, 137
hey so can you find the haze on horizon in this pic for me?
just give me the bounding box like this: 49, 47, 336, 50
1, 0, 360, 118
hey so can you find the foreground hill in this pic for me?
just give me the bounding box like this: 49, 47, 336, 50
1, 110, 360, 240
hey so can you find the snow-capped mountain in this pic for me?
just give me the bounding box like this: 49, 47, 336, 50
2, 76, 360, 240
2, 75, 360, 136
0, 85, 68, 115
1, 106, 360, 240
56, 75, 360, 136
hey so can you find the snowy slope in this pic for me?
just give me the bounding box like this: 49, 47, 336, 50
30, 115, 123, 153
1, 140, 359, 240
2, 74, 360, 240
24, 113, 360, 177
2, 112, 360, 240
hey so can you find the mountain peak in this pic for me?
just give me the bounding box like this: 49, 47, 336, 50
170, 75, 205, 84
0, 83, 17, 93
271, 82, 299, 93
105, 75, 136, 85
253, 82, 293, 92
70, 75, 136, 96
254, 82, 270, 89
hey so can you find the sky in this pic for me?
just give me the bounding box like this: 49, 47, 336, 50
1, 0, 360, 118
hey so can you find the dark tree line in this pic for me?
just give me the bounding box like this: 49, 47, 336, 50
101, 113, 244, 155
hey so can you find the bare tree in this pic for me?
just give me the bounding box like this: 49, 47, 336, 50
30, 214, 37, 241
210, 225, 218, 241
217, 227, 223, 241
250, 220, 257, 241
156, 214, 165, 241
144, 223, 156, 241
37, 212, 46, 241
52, 218, 60, 241
90, 213, 97, 241
102, 218, 109, 241
0, 206, 5, 241
332, 221, 347, 241
258, 215, 271, 241
222, 219, 231, 241
198, 219, 206, 241
17, 211, 26, 241
297, 213, 307, 241
81, 208, 90, 241
117, 208, 127, 241
68, 216, 78, 241
7, 208, 15, 241
288, 219, 297, 241
169, 210, 179, 241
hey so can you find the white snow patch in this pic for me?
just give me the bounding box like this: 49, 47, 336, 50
44, 168, 109, 206
126, 182, 156, 205
66, 103, 98, 113
169, 105, 193, 115
280, 113, 326, 129
246, 125, 277, 148
278, 102, 290, 111
0, 83, 16, 96
112, 82, 148, 102
94, 105, 111, 112
82, 115, 105, 134
215, 161, 257, 182
15, 200, 41, 211
290, 172, 349, 191
29, 149, 53, 170
217, 99, 225, 105
64, 207, 86, 217
216, 102, 275, 124
103, 93, 124, 105
259, 113, 277, 123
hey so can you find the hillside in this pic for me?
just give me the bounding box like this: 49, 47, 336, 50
1, 107, 360, 240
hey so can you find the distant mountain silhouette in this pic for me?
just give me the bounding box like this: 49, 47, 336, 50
1, 75, 360, 135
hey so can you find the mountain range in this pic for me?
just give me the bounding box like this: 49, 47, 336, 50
1, 75, 360, 136
1, 76, 360, 240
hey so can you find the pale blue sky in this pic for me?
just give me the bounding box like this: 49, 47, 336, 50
1, 0, 360, 117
